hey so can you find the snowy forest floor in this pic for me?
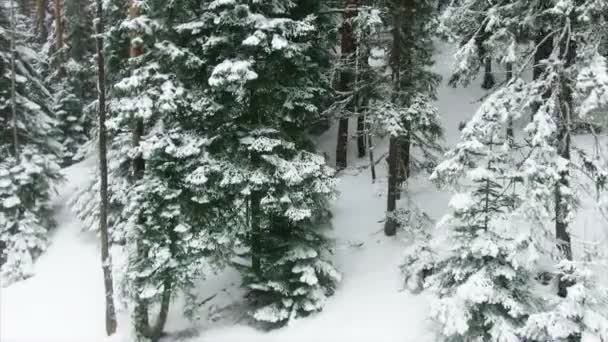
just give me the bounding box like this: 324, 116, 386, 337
2, 43, 607, 342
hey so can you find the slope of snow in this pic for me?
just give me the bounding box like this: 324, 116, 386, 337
0, 159, 125, 342
0, 43, 517, 342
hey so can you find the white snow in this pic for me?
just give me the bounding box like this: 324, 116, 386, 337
0, 159, 126, 342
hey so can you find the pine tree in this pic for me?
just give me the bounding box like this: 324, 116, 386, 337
0, 1, 62, 285
177, 0, 341, 327
418, 1, 608, 340
384, 0, 442, 236
420, 83, 543, 340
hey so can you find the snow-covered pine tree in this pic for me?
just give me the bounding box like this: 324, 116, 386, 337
383, 0, 443, 235
106, 1, 240, 340
417, 82, 543, 340
177, 0, 340, 327
0, 1, 62, 285
521, 260, 608, 341
423, 0, 608, 340
47, 0, 94, 165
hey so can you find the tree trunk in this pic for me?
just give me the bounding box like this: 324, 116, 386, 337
555, 31, 576, 298
35, 0, 48, 42
481, 56, 495, 89
250, 191, 262, 275
357, 114, 366, 158
128, 0, 151, 336
385, 0, 406, 236
367, 125, 376, 182
53, 0, 65, 77
532, 32, 553, 121
335, 0, 357, 170
94, 0, 117, 335
506, 62, 514, 143
10, 0, 19, 160
385, 136, 399, 236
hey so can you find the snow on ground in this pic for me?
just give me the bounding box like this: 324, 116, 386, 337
0, 159, 125, 342
7, 42, 597, 342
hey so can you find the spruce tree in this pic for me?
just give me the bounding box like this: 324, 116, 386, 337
421, 83, 542, 340
383, 0, 443, 235
0, 2, 62, 285
177, 0, 340, 326
416, 1, 608, 340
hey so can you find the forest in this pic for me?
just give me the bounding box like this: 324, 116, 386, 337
1, 0, 608, 341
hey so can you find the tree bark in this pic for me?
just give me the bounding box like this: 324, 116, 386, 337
53, 0, 65, 77
10, 0, 19, 160
250, 191, 262, 275
385, 0, 407, 236
367, 124, 376, 182
532, 31, 553, 121
335, 0, 357, 170
128, 1, 151, 337
481, 56, 495, 90
35, 0, 48, 42
94, 0, 117, 335
555, 30, 575, 298
506, 62, 514, 143
385, 136, 399, 236
356, 114, 366, 158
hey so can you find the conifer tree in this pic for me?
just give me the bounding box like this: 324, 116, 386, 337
177, 0, 340, 326
384, 0, 442, 236
0, 1, 62, 285
413, 1, 608, 340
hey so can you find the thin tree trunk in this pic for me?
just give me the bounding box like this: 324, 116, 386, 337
10, 0, 19, 160
367, 125, 376, 182
532, 32, 553, 121
53, 0, 65, 77
385, 0, 405, 236
250, 191, 262, 275
481, 56, 495, 89
35, 0, 48, 41
555, 31, 575, 298
53, 0, 63, 48
335, 0, 357, 170
506, 62, 514, 143
385, 135, 399, 236
94, 0, 117, 335
356, 115, 366, 158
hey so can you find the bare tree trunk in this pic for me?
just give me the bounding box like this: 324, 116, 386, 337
94, 0, 117, 335
53, 0, 63, 48
35, 0, 48, 41
481, 56, 495, 90
356, 115, 366, 158
335, 0, 357, 170
506, 62, 514, 143
556, 31, 575, 298
10, 0, 19, 160
53, 0, 65, 77
385, 136, 399, 236
250, 191, 261, 275
531, 31, 553, 121
366, 122, 376, 182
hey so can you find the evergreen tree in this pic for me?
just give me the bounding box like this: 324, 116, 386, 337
420, 83, 543, 340
177, 0, 340, 326
414, 1, 608, 340
383, 0, 443, 235
0, 2, 62, 285
47, 0, 95, 165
